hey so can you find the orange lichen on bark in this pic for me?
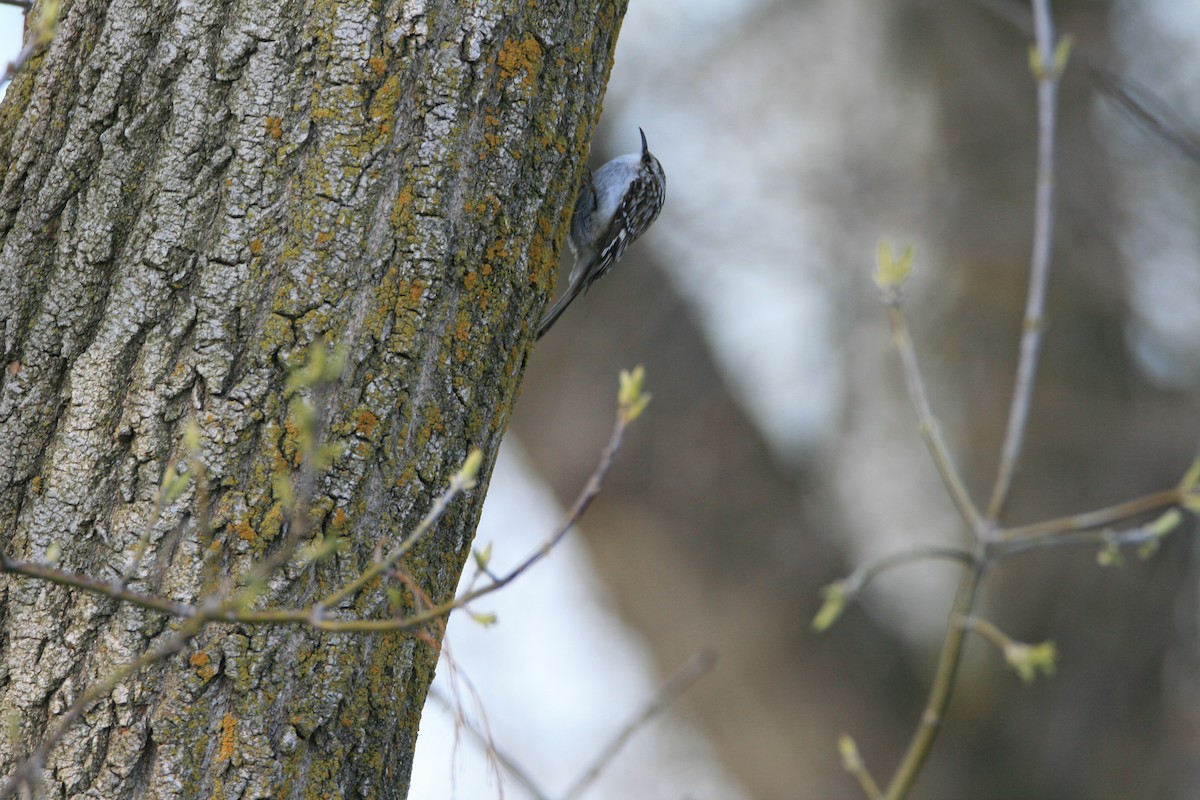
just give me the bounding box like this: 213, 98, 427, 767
355, 409, 379, 437
497, 34, 544, 90
218, 714, 237, 761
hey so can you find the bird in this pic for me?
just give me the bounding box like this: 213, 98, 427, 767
537, 128, 666, 339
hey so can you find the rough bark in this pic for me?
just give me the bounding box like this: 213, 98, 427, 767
0, 0, 627, 797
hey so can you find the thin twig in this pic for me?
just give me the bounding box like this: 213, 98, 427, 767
243, 410, 634, 633
985, 0, 1063, 522
883, 9, 1064, 795
317, 466, 473, 611
885, 303, 984, 533
562, 650, 717, 800
883, 563, 984, 800
0, 0, 32, 10
1, 39, 37, 88
428, 687, 552, 800
1092, 68, 1200, 165
996, 510, 1181, 560
997, 487, 1181, 541
840, 734, 884, 800
0, 554, 194, 617
843, 545, 978, 596
0, 384, 637, 637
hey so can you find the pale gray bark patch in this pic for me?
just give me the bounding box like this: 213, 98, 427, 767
0, 0, 626, 796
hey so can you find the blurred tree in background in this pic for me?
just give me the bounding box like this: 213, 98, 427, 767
517, 1, 1200, 798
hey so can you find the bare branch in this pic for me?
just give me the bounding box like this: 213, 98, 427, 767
562, 650, 716, 800
427, 687, 553, 800
884, 302, 984, 534
1093, 68, 1200, 165
998, 487, 1182, 541
883, 564, 984, 800
985, 0, 1067, 521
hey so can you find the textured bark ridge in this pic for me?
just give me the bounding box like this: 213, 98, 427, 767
0, 0, 626, 796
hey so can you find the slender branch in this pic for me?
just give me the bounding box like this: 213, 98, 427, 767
883, 563, 984, 800
317, 461, 474, 611
427, 687, 552, 800
260, 408, 635, 633
0, 405, 630, 636
562, 650, 716, 800
985, 0, 1064, 521
462, 411, 631, 601
0, 554, 194, 617
885, 303, 984, 533
959, 615, 1009, 650
1, 38, 37, 87
0, 0, 32, 9
997, 507, 1182, 560
840, 735, 884, 800
1092, 68, 1200, 165
997, 487, 1181, 541
844, 546, 977, 595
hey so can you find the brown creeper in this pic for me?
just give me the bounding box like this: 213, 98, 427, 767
537, 128, 667, 339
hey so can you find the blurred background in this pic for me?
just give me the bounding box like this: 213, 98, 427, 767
7, 1, 1200, 797
420, 1, 1200, 798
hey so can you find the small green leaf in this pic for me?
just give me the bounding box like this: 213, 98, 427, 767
1096, 536, 1124, 568
301, 535, 343, 563
273, 473, 294, 508
1028, 44, 1044, 80
315, 441, 346, 471
43, 542, 61, 566
473, 542, 493, 571
812, 581, 848, 632
322, 344, 349, 383
161, 464, 193, 504
457, 449, 484, 490
1139, 509, 1183, 560
468, 610, 498, 627
183, 419, 202, 455
618, 366, 651, 422
1004, 640, 1056, 684
284, 339, 344, 395
837, 734, 863, 773
1147, 508, 1183, 538
1053, 35, 1074, 76
36, 0, 58, 46
386, 586, 404, 612
1137, 538, 1161, 560
1180, 457, 1200, 494
873, 239, 913, 293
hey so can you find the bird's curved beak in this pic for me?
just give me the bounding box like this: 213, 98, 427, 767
639, 127, 649, 158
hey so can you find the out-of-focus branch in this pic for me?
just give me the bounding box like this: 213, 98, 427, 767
882, 564, 984, 800
875, 242, 984, 535
0, 0, 55, 87
1093, 68, 1200, 165
986, 0, 1069, 522
428, 683, 553, 800
998, 487, 1182, 541
562, 650, 716, 800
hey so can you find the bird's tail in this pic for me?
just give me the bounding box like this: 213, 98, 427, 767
536, 279, 587, 339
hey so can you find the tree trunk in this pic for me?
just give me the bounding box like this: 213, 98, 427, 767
0, 0, 626, 796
